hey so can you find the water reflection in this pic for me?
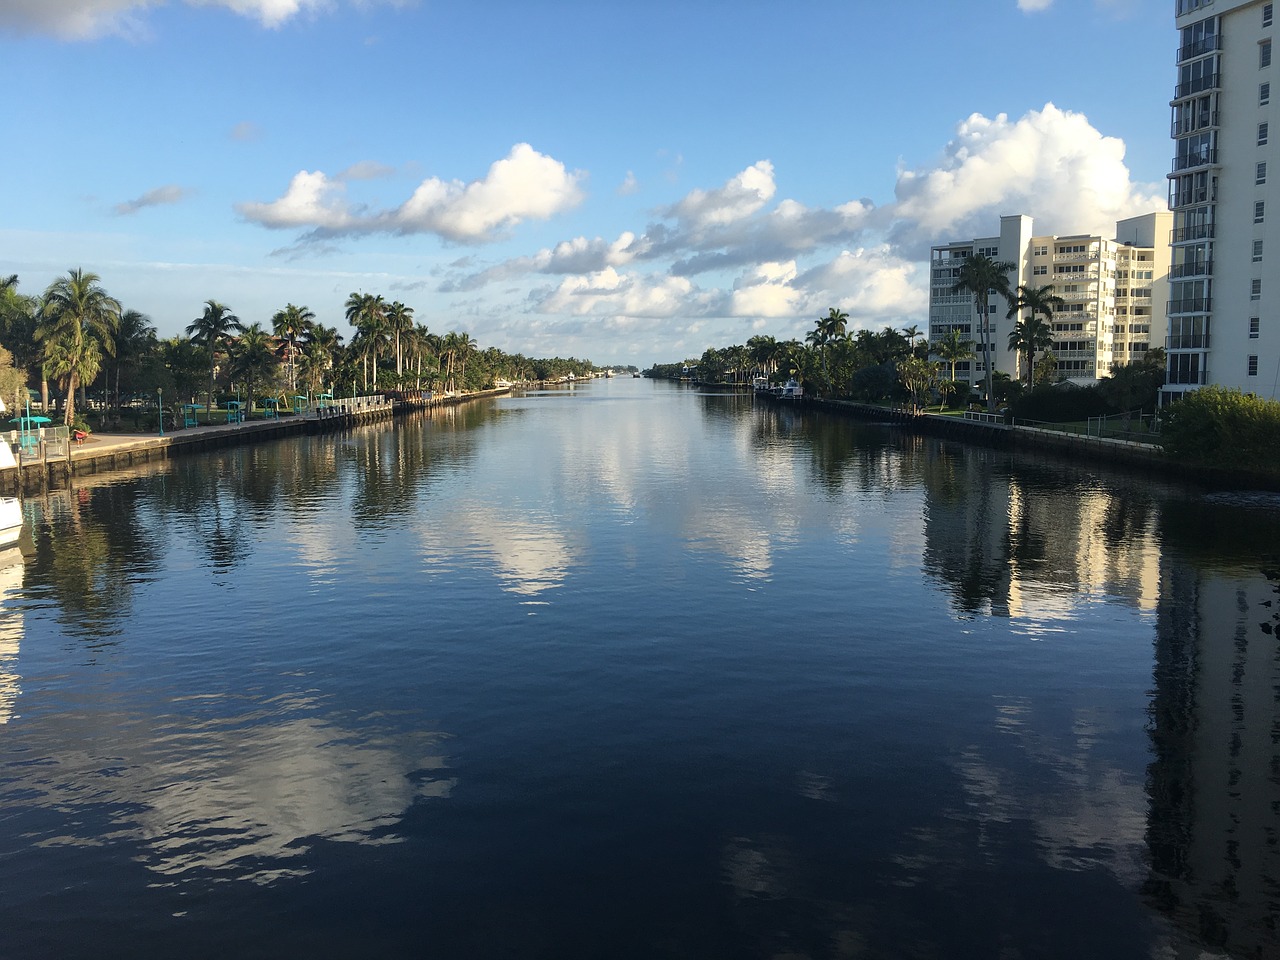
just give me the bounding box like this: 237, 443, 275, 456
0, 549, 25, 723
5, 381, 1280, 956
1146, 535, 1280, 958
11, 692, 453, 885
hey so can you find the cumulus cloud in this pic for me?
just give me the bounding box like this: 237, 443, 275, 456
113, 184, 193, 215
891, 103, 1164, 249
661, 160, 777, 235
534, 268, 720, 319
618, 171, 639, 196
238, 143, 585, 244
0, 0, 404, 39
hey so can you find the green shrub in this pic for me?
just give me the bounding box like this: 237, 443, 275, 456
1160, 386, 1280, 473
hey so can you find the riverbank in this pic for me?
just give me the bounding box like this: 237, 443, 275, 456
790, 395, 1276, 491
1, 387, 510, 495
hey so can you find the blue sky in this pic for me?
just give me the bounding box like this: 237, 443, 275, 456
1, 0, 1176, 366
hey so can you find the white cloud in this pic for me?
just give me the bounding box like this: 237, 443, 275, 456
535, 268, 717, 319
238, 143, 585, 244
729, 261, 804, 319
892, 103, 1164, 247
0, 0, 403, 39
114, 184, 193, 215
1017, 0, 1053, 10
662, 160, 776, 234
618, 171, 639, 196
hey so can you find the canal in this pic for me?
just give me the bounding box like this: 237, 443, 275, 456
0, 377, 1276, 959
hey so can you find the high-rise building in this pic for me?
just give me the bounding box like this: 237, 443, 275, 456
928, 213, 1171, 389
1166, 0, 1276, 404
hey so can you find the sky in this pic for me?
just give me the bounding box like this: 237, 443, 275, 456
1, 0, 1178, 366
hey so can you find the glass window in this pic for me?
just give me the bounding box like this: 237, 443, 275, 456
1261, 122, 1271, 145
1259, 161, 1269, 184
1264, 82, 1272, 104
1255, 239, 1265, 261
1256, 201, 1267, 222
1249, 356, 1259, 376
1252, 278, 1263, 300
1263, 40, 1273, 69
1266, 3, 1274, 27
1250, 317, 1261, 339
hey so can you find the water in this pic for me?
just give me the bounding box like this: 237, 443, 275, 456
1, 378, 1277, 959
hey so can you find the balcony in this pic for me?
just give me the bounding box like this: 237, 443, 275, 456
1168, 297, 1212, 315
1166, 365, 1209, 386
1167, 333, 1211, 349
1173, 74, 1221, 99
1169, 260, 1213, 279
1052, 251, 1098, 262
1171, 224, 1215, 243
1177, 34, 1222, 62
1171, 149, 1218, 171
1053, 272, 1100, 283
1054, 330, 1098, 342
1171, 111, 1220, 137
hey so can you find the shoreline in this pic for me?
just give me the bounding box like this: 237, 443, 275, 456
0, 388, 509, 496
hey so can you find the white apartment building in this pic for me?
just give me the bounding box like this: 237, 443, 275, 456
928, 212, 1172, 390
1166, 0, 1276, 403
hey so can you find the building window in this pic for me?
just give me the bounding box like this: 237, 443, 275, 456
1267, 3, 1275, 27
1252, 278, 1263, 300
1263, 40, 1274, 69
1251, 317, 1261, 339
1032, 265, 1047, 276
1259, 161, 1269, 184
1249, 355, 1259, 376
1255, 239, 1265, 261
1261, 122, 1271, 145
1257, 201, 1267, 222
1264, 82, 1273, 104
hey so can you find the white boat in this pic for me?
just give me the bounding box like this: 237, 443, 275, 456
0, 442, 22, 549
779, 378, 803, 400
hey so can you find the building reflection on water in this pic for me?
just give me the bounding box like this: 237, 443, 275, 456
916, 440, 1280, 956
1147, 556, 1280, 958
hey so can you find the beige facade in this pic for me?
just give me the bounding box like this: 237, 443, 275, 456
928, 212, 1172, 388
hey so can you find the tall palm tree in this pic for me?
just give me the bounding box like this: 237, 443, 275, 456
36, 268, 122, 425
229, 323, 278, 413
271, 303, 315, 394
385, 301, 415, 380
345, 292, 388, 390
1006, 284, 1066, 387
186, 300, 242, 413
112, 309, 157, 410
951, 254, 1015, 412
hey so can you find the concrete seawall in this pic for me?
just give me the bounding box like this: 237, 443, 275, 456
1, 388, 511, 495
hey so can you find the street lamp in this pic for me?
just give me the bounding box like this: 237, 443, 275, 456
157, 387, 163, 437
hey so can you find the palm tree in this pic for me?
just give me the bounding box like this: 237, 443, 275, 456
951, 254, 1015, 411
933, 328, 975, 382
385, 301, 415, 380
36, 269, 122, 425
112, 309, 157, 410
1006, 284, 1066, 387
345, 292, 388, 390
186, 300, 242, 413
229, 323, 278, 413
271, 303, 315, 394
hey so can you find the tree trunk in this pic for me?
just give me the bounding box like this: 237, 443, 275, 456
64, 372, 79, 426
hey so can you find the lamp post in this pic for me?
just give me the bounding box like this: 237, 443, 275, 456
157, 387, 163, 437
